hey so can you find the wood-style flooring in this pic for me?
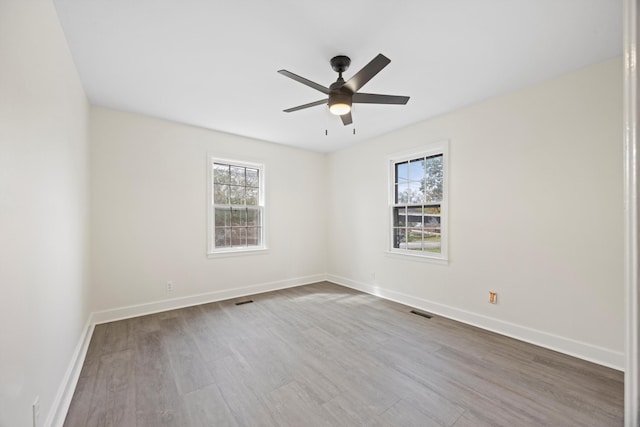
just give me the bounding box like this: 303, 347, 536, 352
64, 281, 624, 426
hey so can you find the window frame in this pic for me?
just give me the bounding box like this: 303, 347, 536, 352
387, 141, 449, 263
207, 155, 267, 257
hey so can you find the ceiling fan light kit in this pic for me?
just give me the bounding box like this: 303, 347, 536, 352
278, 53, 410, 126
328, 94, 351, 115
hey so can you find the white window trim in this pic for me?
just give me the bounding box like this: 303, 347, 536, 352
207, 155, 267, 257
387, 140, 449, 263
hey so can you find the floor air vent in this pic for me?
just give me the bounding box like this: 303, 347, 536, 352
410, 310, 433, 319
235, 300, 254, 306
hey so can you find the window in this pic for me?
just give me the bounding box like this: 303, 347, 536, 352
390, 142, 448, 260
208, 157, 265, 255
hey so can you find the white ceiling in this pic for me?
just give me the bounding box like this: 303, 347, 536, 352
53, 0, 622, 153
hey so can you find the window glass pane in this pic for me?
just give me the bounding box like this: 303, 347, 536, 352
423, 232, 441, 253
247, 227, 261, 246
424, 155, 443, 202
424, 215, 441, 230
407, 207, 422, 228
393, 228, 406, 249
213, 164, 230, 184
409, 158, 425, 182
215, 227, 230, 248
393, 207, 406, 227
214, 208, 230, 226
424, 206, 441, 215
213, 184, 229, 204
408, 181, 423, 204
230, 185, 245, 205
245, 187, 258, 205
230, 166, 246, 186
423, 216, 441, 253
247, 209, 260, 226
396, 183, 409, 203
407, 225, 422, 251
395, 161, 408, 184
246, 168, 259, 188
231, 227, 247, 247
231, 209, 247, 226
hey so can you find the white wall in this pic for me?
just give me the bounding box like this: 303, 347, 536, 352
327, 58, 624, 368
0, 0, 91, 426
90, 107, 327, 312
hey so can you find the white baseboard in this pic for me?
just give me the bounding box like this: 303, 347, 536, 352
91, 274, 327, 325
327, 274, 625, 371
46, 319, 94, 427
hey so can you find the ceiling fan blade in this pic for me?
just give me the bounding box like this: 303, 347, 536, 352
278, 70, 331, 95
343, 54, 391, 93
340, 111, 353, 126
283, 99, 328, 113
352, 93, 410, 105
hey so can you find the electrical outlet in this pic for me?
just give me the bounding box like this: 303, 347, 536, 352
489, 291, 497, 304
166, 281, 174, 292
32, 396, 40, 427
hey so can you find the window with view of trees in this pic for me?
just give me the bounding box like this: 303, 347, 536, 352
208, 158, 265, 254
390, 143, 447, 260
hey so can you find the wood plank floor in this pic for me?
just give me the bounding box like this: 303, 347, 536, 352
64, 282, 624, 426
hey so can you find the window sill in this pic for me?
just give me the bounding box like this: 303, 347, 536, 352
207, 247, 269, 259
385, 250, 448, 265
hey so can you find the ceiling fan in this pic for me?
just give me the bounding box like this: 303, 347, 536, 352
278, 54, 410, 126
